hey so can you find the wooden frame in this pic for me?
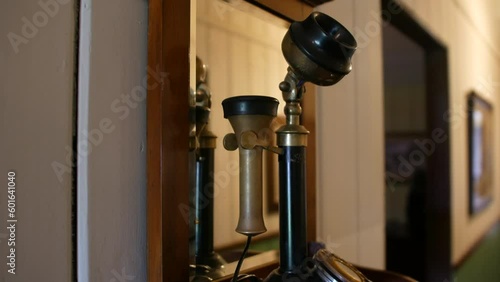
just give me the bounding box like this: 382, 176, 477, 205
467, 91, 494, 216
147, 0, 190, 281
147, 1, 321, 281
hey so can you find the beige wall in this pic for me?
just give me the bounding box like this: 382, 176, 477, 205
397, 0, 500, 266
316, 0, 500, 268
78, 0, 148, 280
315, 0, 386, 269
0, 0, 75, 281
1, 0, 149, 281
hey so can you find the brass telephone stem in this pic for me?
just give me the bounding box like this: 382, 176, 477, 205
222, 96, 279, 236
276, 70, 309, 148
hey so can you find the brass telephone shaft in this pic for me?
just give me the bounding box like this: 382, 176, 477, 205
222, 96, 279, 236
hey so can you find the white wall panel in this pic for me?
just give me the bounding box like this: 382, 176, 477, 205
354, 0, 385, 268
0, 1, 75, 280
78, 0, 148, 280
316, 0, 362, 263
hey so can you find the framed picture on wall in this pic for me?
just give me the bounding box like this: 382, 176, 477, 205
468, 92, 494, 215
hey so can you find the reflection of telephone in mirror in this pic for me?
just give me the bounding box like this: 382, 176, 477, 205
190, 1, 370, 281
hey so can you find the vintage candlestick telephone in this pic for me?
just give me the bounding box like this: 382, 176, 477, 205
189, 57, 227, 281
222, 12, 371, 282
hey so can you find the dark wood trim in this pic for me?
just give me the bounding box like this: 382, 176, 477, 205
147, 0, 190, 282
385, 131, 427, 138
382, 1, 451, 281
382, 0, 445, 50
425, 44, 451, 282
302, 0, 332, 7
245, 0, 312, 22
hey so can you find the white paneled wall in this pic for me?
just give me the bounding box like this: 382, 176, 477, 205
78, 0, 148, 281
196, 0, 289, 248
316, 0, 385, 268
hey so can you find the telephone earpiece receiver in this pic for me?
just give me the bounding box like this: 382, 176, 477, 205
282, 11, 356, 86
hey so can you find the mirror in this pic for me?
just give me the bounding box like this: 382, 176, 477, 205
190, 0, 292, 277
146, 0, 319, 280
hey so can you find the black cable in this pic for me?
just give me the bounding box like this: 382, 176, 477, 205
232, 235, 252, 282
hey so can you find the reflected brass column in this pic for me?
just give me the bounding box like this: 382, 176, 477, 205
189, 57, 226, 281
